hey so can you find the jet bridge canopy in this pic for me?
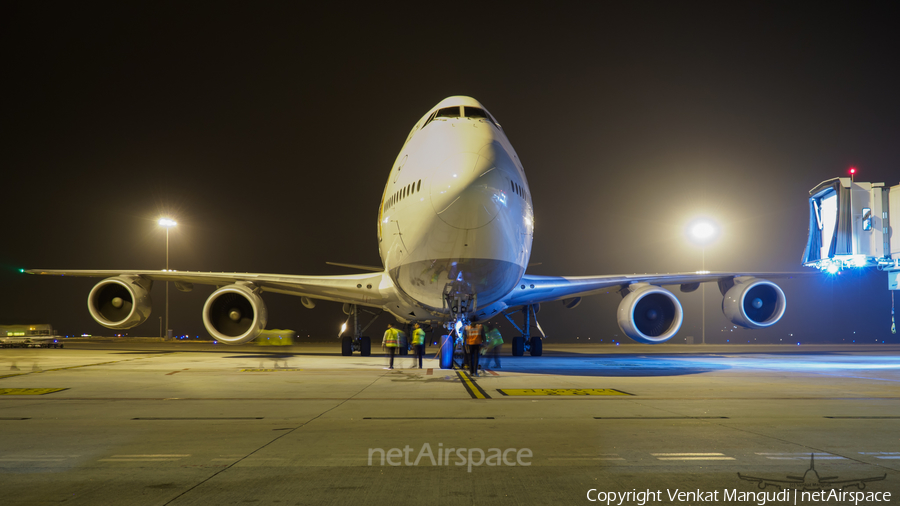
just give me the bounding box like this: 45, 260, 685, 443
802, 177, 899, 287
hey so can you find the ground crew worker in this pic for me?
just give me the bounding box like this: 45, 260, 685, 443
382, 324, 399, 370
485, 325, 503, 369
411, 323, 426, 369
464, 322, 484, 376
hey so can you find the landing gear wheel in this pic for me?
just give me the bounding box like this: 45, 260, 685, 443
439, 334, 453, 369
529, 336, 542, 356
341, 336, 352, 356
360, 336, 371, 356
511, 336, 525, 356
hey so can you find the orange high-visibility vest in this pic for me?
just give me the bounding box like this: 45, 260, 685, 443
465, 324, 483, 345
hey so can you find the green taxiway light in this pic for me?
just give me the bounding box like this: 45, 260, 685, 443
19, 269, 25, 273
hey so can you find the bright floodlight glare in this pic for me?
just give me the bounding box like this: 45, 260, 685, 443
158, 218, 177, 227
826, 263, 839, 274
691, 222, 715, 240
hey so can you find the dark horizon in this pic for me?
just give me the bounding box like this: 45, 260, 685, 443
2, 3, 898, 343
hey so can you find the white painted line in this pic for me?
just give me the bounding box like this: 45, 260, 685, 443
652, 453, 725, 456
877, 456, 900, 459
860, 452, 900, 455
657, 457, 735, 461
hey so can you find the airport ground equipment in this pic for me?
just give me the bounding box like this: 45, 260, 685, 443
802, 177, 900, 279
802, 176, 899, 333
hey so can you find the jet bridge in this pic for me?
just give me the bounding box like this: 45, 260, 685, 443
802, 177, 900, 290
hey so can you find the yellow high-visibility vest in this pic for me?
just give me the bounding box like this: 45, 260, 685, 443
383, 328, 399, 347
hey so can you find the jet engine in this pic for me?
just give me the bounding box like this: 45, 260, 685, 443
617, 284, 684, 344
87, 276, 153, 329
202, 283, 268, 344
722, 277, 786, 329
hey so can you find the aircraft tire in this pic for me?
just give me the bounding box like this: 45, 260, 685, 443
341, 336, 352, 356
512, 336, 525, 356
439, 334, 453, 369
360, 336, 371, 356
529, 336, 542, 356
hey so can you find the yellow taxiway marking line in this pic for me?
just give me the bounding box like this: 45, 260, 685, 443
0, 388, 68, 395
456, 371, 491, 399
497, 388, 633, 396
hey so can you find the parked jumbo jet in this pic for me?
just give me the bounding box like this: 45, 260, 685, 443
28, 96, 792, 368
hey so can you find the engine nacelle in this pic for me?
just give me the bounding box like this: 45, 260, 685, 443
87, 276, 153, 329
722, 277, 786, 329
202, 283, 268, 344
617, 284, 684, 344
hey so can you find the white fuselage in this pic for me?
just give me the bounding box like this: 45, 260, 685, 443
377, 97, 534, 320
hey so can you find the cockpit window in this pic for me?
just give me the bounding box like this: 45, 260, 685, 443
464, 107, 488, 119
435, 106, 461, 118
423, 111, 437, 128
487, 111, 501, 129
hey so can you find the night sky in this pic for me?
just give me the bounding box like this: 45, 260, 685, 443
2, 3, 898, 343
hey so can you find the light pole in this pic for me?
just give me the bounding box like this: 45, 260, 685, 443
158, 217, 177, 340
689, 219, 717, 345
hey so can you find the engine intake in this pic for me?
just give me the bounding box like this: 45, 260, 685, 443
88, 276, 153, 329
617, 284, 683, 344
202, 283, 268, 344
723, 277, 786, 329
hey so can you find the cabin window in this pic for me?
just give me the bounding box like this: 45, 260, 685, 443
417, 180, 421, 192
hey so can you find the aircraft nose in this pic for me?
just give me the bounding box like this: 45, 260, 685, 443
430, 147, 509, 230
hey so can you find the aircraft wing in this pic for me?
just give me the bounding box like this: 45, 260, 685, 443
25, 269, 392, 307
824, 474, 887, 489
503, 272, 809, 307
736, 473, 800, 488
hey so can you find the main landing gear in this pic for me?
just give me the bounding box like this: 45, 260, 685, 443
340, 304, 382, 357
504, 305, 543, 357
